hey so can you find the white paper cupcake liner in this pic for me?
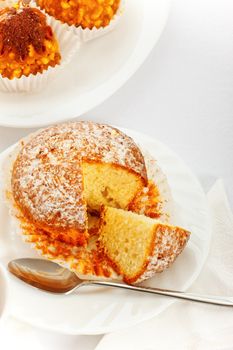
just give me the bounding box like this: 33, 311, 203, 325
36, 0, 125, 43
0, 10, 80, 93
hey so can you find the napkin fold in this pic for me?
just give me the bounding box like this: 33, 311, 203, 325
96, 180, 233, 350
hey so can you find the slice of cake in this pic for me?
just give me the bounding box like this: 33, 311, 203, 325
99, 206, 190, 284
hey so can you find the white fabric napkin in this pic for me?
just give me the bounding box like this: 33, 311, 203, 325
96, 180, 233, 350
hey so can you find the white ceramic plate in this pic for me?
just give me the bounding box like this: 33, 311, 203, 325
0, 0, 170, 128
0, 128, 211, 335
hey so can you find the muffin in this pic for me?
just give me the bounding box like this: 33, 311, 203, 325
0, 5, 61, 79
36, 0, 121, 29
11, 121, 147, 246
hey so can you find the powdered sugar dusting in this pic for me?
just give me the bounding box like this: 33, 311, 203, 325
136, 225, 190, 283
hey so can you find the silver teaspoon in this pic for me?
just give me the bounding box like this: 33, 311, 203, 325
8, 258, 233, 307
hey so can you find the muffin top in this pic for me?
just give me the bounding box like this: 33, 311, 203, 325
0, 5, 61, 79
0, 6, 53, 60
37, 0, 120, 29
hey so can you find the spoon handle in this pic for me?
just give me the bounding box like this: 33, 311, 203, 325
83, 281, 233, 307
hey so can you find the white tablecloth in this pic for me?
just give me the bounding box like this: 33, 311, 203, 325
0, 0, 232, 348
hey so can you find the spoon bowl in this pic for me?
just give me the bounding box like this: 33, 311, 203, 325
8, 258, 81, 293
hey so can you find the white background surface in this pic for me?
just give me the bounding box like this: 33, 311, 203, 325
0, 0, 232, 348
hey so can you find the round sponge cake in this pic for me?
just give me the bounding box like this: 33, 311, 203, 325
11, 121, 147, 246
